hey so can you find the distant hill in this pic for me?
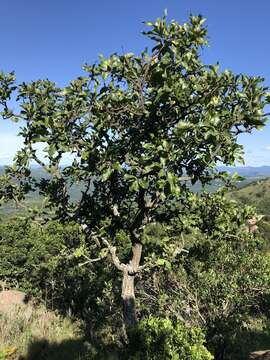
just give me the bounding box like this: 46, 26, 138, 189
229, 177, 270, 215
2, 165, 270, 177
2, 165, 270, 176
1, 165, 270, 218
218, 166, 270, 177
229, 177, 270, 242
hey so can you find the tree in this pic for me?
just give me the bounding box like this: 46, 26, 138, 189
0, 14, 269, 334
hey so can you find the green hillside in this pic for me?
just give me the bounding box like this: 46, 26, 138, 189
229, 177, 270, 215
229, 177, 270, 242
0, 164, 268, 219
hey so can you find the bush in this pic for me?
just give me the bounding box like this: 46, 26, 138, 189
0, 217, 124, 345
0, 218, 82, 300
128, 317, 213, 360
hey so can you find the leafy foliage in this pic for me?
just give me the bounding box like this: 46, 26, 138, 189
0, 217, 125, 345
129, 317, 213, 360
0, 14, 268, 247
0, 12, 270, 359
0, 218, 82, 300
1, 193, 270, 359
136, 192, 270, 359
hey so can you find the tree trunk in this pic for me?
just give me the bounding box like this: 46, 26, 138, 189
121, 242, 142, 332
122, 271, 136, 327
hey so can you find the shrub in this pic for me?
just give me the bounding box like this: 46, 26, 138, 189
0, 218, 82, 300
128, 317, 213, 360
0, 217, 123, 344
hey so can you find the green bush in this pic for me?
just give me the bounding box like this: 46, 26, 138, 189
0, 218, 97, 315
0, 216, 124, 345
1, 198, 270, 359
0, 218, 81, 297
128, 317, 213, 360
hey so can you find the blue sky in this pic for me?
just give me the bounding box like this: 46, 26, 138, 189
0, 0, 269, 166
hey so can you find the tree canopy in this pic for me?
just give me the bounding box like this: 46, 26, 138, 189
0, 13, 269, 333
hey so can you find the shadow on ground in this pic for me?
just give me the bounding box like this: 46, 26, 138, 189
20, 338, 123, 360
230, 327, 270, 360
20, 338, 90, 360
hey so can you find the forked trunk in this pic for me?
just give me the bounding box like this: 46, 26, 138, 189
121, 242, 142, 332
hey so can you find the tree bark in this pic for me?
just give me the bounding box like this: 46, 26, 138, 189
121, 242, 142, 331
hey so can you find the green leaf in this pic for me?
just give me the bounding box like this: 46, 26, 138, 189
102, 168, 112, 181
130, 180, 139, 192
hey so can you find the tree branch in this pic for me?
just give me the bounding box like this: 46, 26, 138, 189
102, 239, 126, 271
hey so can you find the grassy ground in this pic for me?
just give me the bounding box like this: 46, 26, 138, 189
0, 303, 89, 360
228, 177, 270, 244
229, 177, 270, 214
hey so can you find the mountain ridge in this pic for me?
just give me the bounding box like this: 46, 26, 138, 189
1, 165, 270, 177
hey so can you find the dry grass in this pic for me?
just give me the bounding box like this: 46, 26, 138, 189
0, 303, 87, 360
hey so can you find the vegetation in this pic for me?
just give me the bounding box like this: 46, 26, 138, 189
229, 177, 270, 242
0, 13, 270, 360
0, 303, 85, 360
129, 317, 213, 359
229, 177, 270, 214
1, 190, 270, 359
1, 165, 268, 220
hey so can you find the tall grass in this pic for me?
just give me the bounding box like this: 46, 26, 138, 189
0, 303, 87, 359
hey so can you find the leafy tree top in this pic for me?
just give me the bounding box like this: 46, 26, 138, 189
0, 14, 269, 244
